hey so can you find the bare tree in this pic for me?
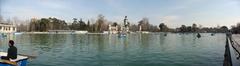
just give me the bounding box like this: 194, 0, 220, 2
138, 17, 150, 31
192, 23, 197, 32
95, 14, 107, 32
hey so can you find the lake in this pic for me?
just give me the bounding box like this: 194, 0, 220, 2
0, 33, 225, 66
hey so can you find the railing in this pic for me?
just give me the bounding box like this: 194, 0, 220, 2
224, 36, 240, 66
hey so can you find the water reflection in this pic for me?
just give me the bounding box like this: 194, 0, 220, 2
0, 33, 227, 66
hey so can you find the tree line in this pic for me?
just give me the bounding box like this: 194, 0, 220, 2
29, 17, 68, 32
27, 15, 161, 32
0, 15, 238, 33
231, 23, 240, 34
175, 24, 228, 33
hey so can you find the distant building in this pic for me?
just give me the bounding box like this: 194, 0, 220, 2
108, 16, 130, 34
0, 23, 17, 33
108, 24, 118, 34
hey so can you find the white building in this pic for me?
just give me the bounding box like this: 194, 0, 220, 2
108, 24, 119, 34
0, 23, 17, 33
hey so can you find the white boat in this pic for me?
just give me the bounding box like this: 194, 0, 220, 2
0, 52, 28, 66
14, 32, 23, 35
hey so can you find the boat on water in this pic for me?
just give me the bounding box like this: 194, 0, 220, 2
0, 52, 28, 66
118, 33, 127, 38
211, 33, 215, 36
14, 32, 23, 35
197, 33, 201, 38
164, 33, 167, 36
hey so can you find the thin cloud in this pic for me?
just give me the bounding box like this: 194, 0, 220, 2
161, 16, 180, 22
158, 15, 181, 28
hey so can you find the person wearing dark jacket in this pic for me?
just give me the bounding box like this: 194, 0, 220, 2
1, 40, 17, 60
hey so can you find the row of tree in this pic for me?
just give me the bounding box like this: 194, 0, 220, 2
69, 18, 88, 30
231, 23, 240, 34
175, 24, 228, 33
28, 15, 110, 32
27, 16, 163, 32
176, 24, 198, 32
0, 15, 236, 33
29, 17, 68, 32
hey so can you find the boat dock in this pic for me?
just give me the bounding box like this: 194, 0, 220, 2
224, 34, 240, 66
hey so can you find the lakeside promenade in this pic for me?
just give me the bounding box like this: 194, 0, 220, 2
224, 34, 240, 66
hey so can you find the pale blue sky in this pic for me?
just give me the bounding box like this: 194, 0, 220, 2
1, 0, 240, 28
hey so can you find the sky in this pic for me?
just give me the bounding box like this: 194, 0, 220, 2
0, 0, 240, 28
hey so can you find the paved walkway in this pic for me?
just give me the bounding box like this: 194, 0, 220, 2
231, 35, 240, 54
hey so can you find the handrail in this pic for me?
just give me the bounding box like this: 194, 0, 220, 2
224, 36, 232, 66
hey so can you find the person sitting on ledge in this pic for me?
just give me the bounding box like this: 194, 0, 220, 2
1, 40, 17, 60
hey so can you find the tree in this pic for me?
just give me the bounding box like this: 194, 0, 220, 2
220, 26, 228, 33
186, 26, 192, 32
39, 18, 50, 31
29, 17, 68, 31
112, 22, 118, 26
86, 20, 90, 31
95, 14, 107, 32
129, 24, 138, 32
29, 18, 38, 31
231, 25, 239, 34
159, 23, 164, 31
71, 18, 79, 30
234, 23, 240, 33
138, 18, 150, 31
159, 23, 168, 32
180, 25, 187, 32
149, 25, 159, 32
192, 23, 197, 32
73, 18, 77, 23
79, 19, 87, 30
17, 23, 27, 32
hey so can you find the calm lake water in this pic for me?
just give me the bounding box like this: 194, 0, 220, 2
0, 33, 225, 66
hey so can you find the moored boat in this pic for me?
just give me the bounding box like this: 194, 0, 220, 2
118, 33, 127, 38
14, 32, 23, 35
0, 52, 28, 66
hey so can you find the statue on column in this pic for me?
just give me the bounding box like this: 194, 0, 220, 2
123, 16, 129, 33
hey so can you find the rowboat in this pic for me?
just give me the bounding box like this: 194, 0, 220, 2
118, 33, 127, 38
14, 32, 23, 35
0, 52, 28, 66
